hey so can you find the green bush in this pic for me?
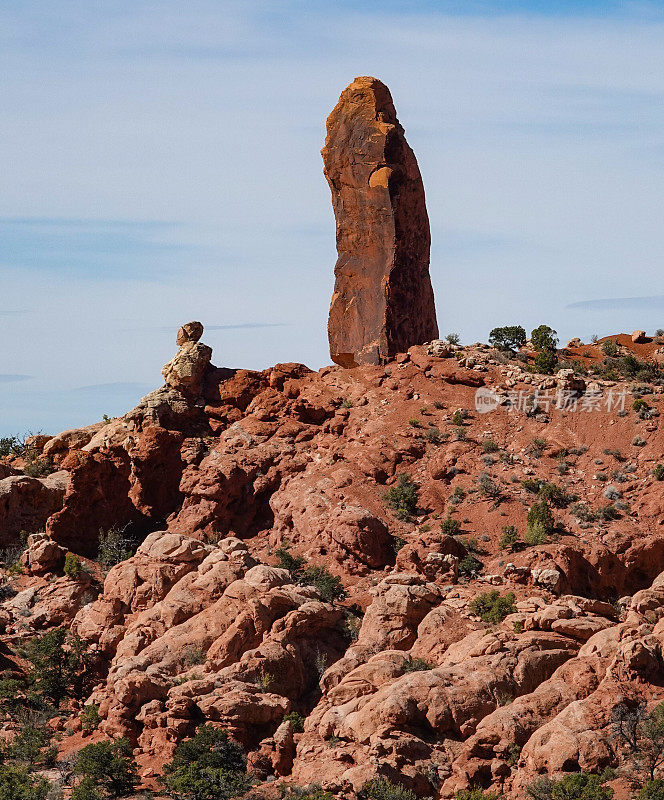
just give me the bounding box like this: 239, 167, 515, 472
482, 439, 499, 453
383, 474, 419, 520
358, 777, 417, 800
456, 790, 500, 800
601, 339, 619, 357
526, 771, 613, 800
451, 410, 468, 426
654, 464, 664, 481
25, 627, 86, 706
80, 704, 101, 733
300, 565, 346, 603
73, 738, 138, 799
489, 325, 527, 353
440, 516, 461, 536
96, 529, 136, 572
280, 785, 335, 800
0, 765, 49, 800
533, 350, 558, 375
634, 398, 650, 412
526, 501, 555, 545
469, 590, 516, 624
163, 725, 249, 800
1, 725, 56, 766
275, 544, 346, 602
283, 711, 305, 733
458, 554, 483, 577
499, 525, 520, 551
63, 553, 84, 580
638, 780, 664, 800
401, 657, 434, 673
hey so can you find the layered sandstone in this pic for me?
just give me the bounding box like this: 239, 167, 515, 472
323, 76, 438, 367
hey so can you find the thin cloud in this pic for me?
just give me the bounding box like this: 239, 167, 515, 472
206, 323, 290, 330
0, 374, 32, 383
70, 382, 152, 395
566, 295, 664, 311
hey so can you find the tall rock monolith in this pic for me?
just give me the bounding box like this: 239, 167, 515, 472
323, 76, 438, 367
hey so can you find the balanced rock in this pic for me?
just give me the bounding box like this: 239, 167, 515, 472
323, 76, 438, 367
176, 320, 204, 347
162, 323, 212, 397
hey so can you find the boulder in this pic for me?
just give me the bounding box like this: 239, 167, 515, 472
323, 76, 438, 367
632, 329, 647, 343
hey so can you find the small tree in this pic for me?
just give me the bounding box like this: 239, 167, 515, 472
526, 501, 555, 545
163, 725, 249, 800
612, 702, 664, 783
72, 739, 138, 799
63, 553, 84, 580
531, 325, 559, 353
489, 325, 527, 354
25, 627, 86, 706
383, 474, 419, 520
0, 765, 49, 800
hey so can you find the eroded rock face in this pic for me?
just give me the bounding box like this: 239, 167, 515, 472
323, 76, 438, 367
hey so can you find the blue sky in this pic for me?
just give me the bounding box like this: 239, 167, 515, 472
2, 1, 664, 435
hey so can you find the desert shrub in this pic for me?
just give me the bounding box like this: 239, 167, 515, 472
275, 543, 305, 574
478, 472, 501, 500
612, 701, 664, 783
23, 456, 55, 478
482, 439, 499, 454
538, 482, 574, 508
440, 516, 461, 536
571, 503, 598, 523
163, 725, 249, 800
401, 657, 434, 673
602, 339, 619, 357
96, 529, 135, 572
456, 791, 500, 800
499, 525, 520, 551
80, 704, 101, 734
445, 332, 460, 345
0, 765, 49, 800
1, 725, 56, 766
654, 465, 664, 481
283, 711, 305, 733
383, 474, 419, 520
469, 590, 516, 624
63, 553, 84, 580
280, 785, 335, 800
451, 409, 468, 426
597, 505, 621, 522
183, 646, 207, 667
358, 777, 417, 800
489, 325, 527, 353
424, 426, 444, 444
458, 554, 483, 577
25, 627, 86, 706
634, 398, 650, 412
633, 436, 647, 447
638, 780, 664, 800
408, 418, 422, 428
529, 437, 548, 458
300, 565, 346, 603
526, 772, 613, 800
523, 478, 542, 493
525, 501, 555, 545
72, 739, 138, 800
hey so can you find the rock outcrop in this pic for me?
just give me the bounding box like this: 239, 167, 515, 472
323, 76, 438, 367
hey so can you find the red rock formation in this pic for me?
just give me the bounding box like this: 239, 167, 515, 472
323, 76, 438, 367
